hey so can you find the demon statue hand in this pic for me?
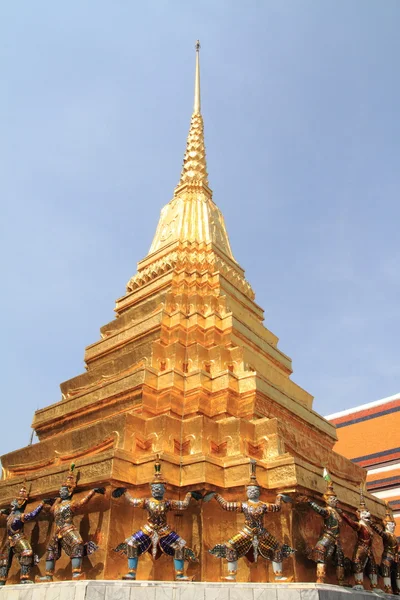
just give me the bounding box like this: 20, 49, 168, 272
0, 483, 48, 585
297, 470, 345, 585
37, 463, 105, 582
371, 504, 399, 594
341, 488, 378, 590
112, 456, 199, 581
208, 460, 295, 582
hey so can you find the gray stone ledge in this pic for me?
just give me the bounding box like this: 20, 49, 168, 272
0, 582, 397, 600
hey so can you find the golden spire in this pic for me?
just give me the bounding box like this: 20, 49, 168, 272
175, 40, 209, 193
146, 41, 235, 261
194, 39, 201, 114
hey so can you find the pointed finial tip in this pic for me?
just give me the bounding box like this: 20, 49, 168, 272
193, 39, 201, 114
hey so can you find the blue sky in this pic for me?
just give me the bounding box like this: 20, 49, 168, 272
1, 1, 399, 458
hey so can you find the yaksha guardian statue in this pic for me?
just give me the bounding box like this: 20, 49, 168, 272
37, 463, 105, 582
112, 457, 200, 581
0, 483, 49, 585
208, 460, 294, 581
371, 504, 400, 594
297, 470, 345, 585
341, 488, 378, 590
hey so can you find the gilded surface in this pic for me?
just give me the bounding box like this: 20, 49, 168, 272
0, 42, 387, 584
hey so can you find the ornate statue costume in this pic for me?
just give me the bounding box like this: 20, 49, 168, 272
113, 457, 199, 581
371, 505, 399, 594
38, 463, 105, 581
341, 489, 378, 590
208, 461, 294, 581
298, 470, 345, 585
0, 483, 47, 585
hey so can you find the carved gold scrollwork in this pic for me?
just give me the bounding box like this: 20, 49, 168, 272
173, 434, 196, 456
126, 246, 254, 299
131, 432, 159, 454
208, 435, 233, 457
53, 436, 116, 464
4, 433, 119, 479
64, 360, 146, 399
247, 436, 269, 460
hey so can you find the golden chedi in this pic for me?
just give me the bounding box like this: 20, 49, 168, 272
0, 42, 385, 584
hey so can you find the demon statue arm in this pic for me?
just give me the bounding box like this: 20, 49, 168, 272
307, 499, 329, 518
124, 491, 146, 508
169, 491, 202, 510
214, 493, 242, 512
13, 500, 45, 528
263, 493, 291, 513
341, 511, 360, 531
170, 492, 192, 511
370, 520, 384, 537
297, 493, 330, 517
71, 487, 105, 512
112, 488, 146, 508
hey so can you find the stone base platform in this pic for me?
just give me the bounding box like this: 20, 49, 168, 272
0, 581, 397, 600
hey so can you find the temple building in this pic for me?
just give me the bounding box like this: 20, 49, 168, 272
326, 392, 400, 537
0, 44, 386, 584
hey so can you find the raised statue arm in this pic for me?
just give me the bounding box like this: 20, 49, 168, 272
296, 494, 328, 516
10, 500, 48, 530
214, 493, 242, 512
370, 520, 384, 537
308, 500, 329, 517
341, 512, 360, 531
170, 491, 202, 510
264, 493, 293, 513
124, 491, 145, 508
112, 488, 145, 508
170, 492, 192, 511
50, 498, 60, 515
22, 500, 45, 523
264, 502, 281, 513
72, 487, 105, 511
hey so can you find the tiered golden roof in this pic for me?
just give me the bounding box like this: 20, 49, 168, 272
0, 42, 385, 583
